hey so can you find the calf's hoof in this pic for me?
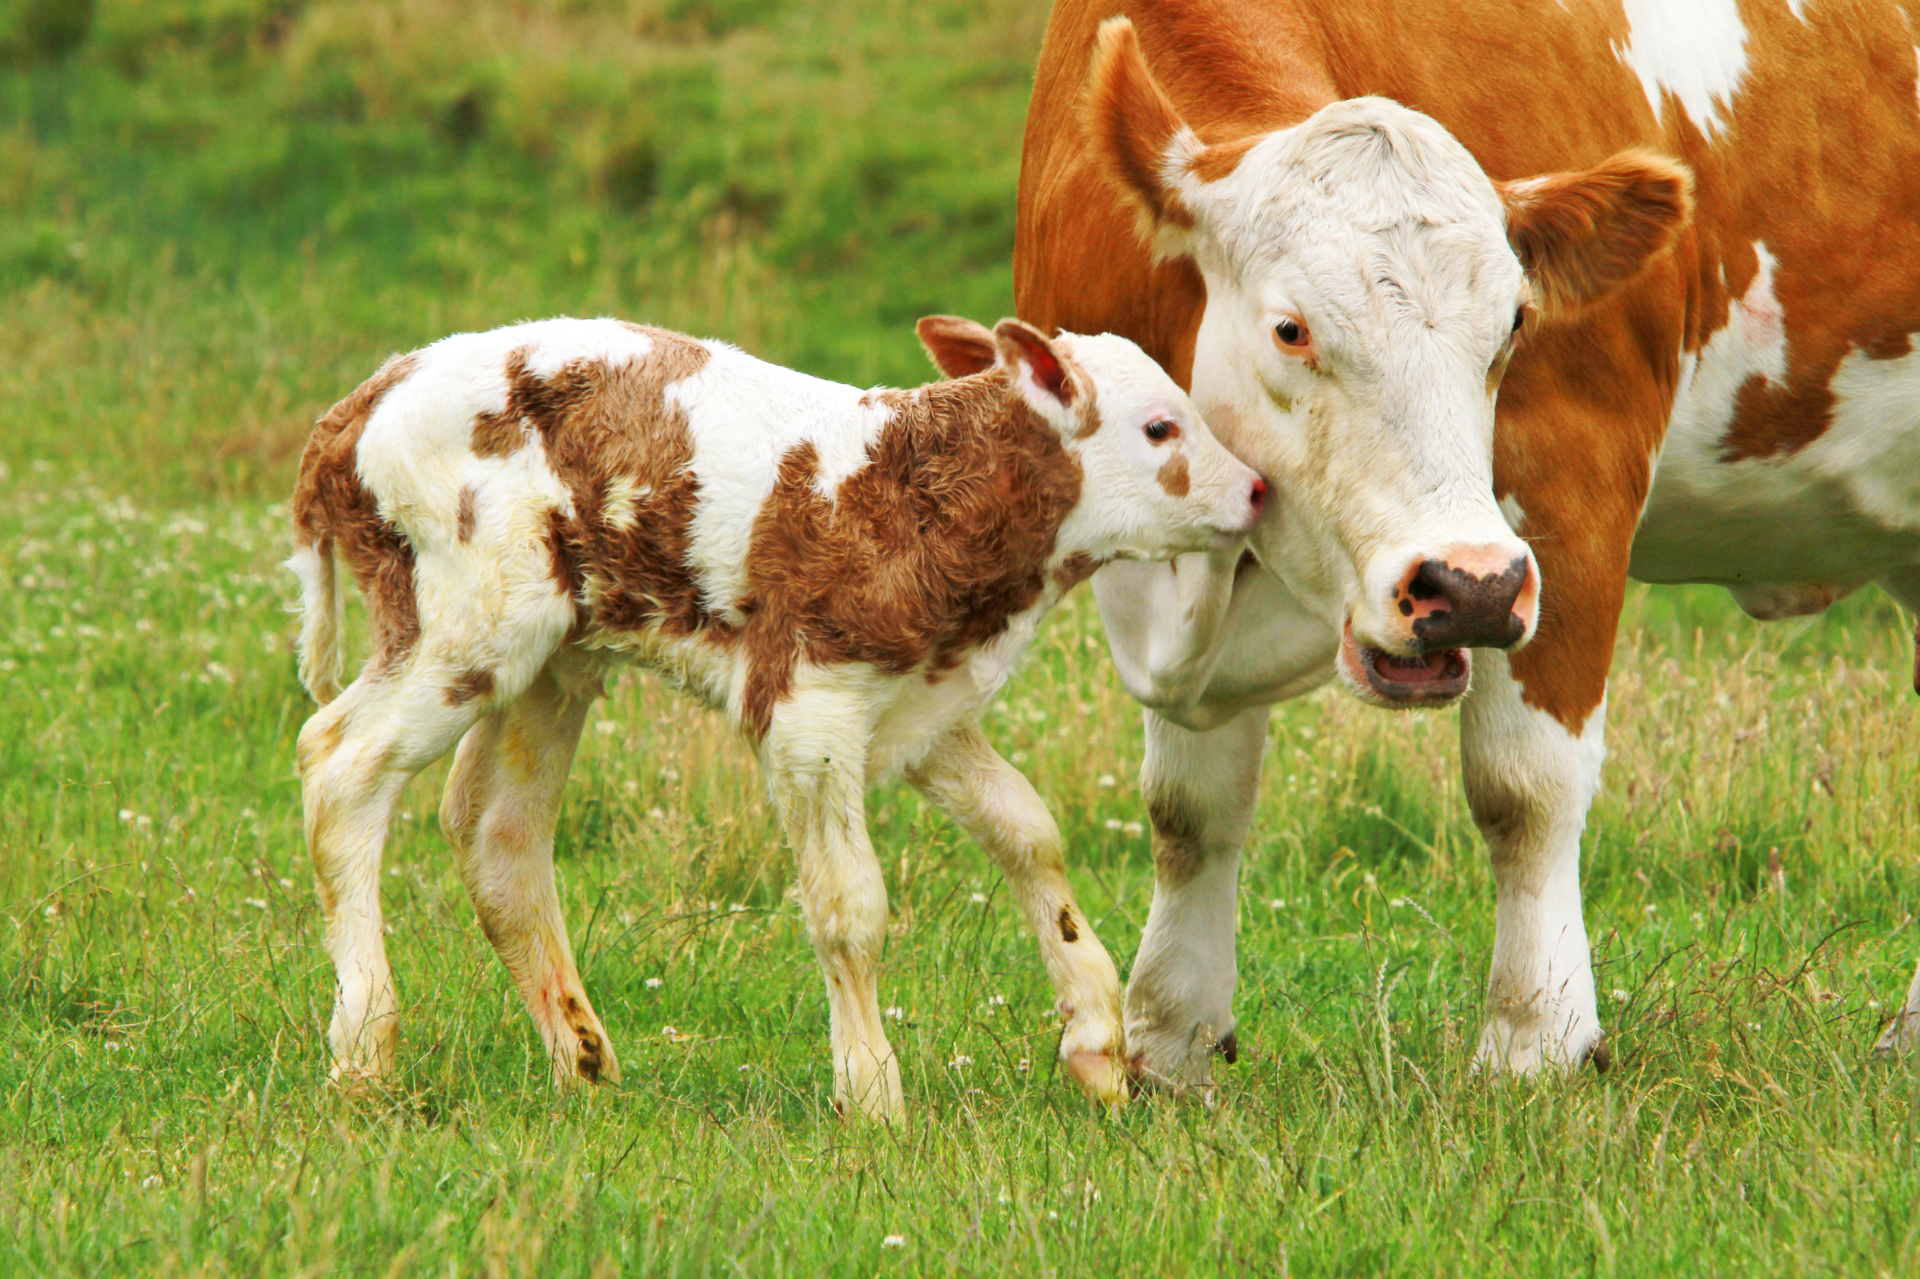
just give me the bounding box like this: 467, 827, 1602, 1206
1064, 1049, 1131, 1109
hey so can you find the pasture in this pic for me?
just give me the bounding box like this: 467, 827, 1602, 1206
3, 2, 1918, 1274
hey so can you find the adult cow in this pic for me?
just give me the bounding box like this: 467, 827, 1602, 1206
1013, 0, 1920, 1085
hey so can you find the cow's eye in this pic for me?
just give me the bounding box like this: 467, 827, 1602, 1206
1511, 308, 1526, 335
1145, 419, 1178, 442
1274, 317, 1310, 347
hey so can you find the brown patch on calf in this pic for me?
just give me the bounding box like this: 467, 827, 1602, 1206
1057, 905, 1080, 943
563, 994, 604, 1083
475, 332, 714, 642
736, 369, 1084, 737
1156, 450, 1190, 498
1051, 551, 1107, 592
456, 485, 477, 542
445, 666, 495, 707
291, 353, 422, 672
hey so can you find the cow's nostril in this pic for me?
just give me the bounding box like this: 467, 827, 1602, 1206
1404, 553, 1531, 649
1249, 477, 1268, 513
1407, 561, 1448, 602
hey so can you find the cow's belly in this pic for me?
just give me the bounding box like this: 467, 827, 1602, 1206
1630, 317, 1920, 597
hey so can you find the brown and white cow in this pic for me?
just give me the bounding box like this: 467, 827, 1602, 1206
1014, 0, 1920, 1086
287, 314, 1264, 1119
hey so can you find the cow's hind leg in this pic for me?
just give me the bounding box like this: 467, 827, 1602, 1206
440, 656, 617, 1087
909, 722, 1127, 1106
1125, 706, 1270, 1093
298, 664, 498, 1087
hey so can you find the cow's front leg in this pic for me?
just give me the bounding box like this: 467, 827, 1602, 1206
1461, 647, 1609, 1073
1126, 705, 1270, 1091
908, 723, 1127, 1106
763, 691, 902, 1122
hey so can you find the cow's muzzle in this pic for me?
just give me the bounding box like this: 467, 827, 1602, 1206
1393, 546, 1537, 651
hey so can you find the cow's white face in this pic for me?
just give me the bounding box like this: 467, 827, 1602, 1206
1086, 18, 1691, 708
916, 317, 1267, 565
1182, 102, 1537, 706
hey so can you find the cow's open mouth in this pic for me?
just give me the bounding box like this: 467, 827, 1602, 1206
1341, 624, 1470, 705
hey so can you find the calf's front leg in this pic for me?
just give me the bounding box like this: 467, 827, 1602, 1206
909, 723, 1127, 1106
763, 693, 903, 1121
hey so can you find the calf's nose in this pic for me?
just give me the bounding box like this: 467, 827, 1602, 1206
1394, 545, 1536, 650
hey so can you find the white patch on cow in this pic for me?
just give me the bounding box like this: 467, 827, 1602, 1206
1637, 241, 1920, 596
1498, 493, 1527, 533
1786, 0, 1812, 21
678, 355, 894, 628
1612, 0, 1750, 139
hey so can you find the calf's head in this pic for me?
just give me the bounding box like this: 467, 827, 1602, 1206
917, 315, 1266, 564
1085, 18, 1692, 707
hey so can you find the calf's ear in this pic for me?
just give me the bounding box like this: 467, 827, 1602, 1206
993, 319, 1076, 415
1500, 150, 1693, 315
916, 315, 1000, 378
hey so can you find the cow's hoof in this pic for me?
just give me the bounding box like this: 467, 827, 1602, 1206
1472, 1014, 1605, 1076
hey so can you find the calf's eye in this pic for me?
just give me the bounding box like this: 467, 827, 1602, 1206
1144, 419, 1178, 442
1274, 317, 1310, 347
1511, 308, 1526, 335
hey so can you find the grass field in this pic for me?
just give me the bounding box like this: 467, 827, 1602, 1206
3, 3, 1920, 1276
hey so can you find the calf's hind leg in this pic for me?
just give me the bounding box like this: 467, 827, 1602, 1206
909, 723, 1128, 1106
440, 659, 617, 1087
298, 666, 495, 1086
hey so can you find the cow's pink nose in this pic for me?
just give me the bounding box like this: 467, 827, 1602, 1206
1249, 477, 1268, 514
1393, 545, 1536, 649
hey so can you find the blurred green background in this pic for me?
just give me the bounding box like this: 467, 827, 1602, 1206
0, 0, 1042, 496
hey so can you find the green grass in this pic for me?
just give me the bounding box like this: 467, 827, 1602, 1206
4, 2, 1920, 1275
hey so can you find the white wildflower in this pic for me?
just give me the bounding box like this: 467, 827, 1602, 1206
882, 1234, 905, 1250
645, 977, 664, 989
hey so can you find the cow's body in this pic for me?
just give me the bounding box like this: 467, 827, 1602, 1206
288, 315, 1262, 1118
1019, 0, 1920, 1083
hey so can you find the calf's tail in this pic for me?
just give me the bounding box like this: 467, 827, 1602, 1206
287, 534, 346, 706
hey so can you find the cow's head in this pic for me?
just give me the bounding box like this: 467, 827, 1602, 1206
918, 315, 1267, 563
1085, 18, 1692, 707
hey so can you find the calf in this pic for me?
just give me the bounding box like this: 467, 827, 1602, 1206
287, 314, 1264, 1119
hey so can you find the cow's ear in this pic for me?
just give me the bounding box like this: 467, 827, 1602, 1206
1084, 17, 1236, 260
916, 315, 1000, 378
1500, 151, 1694, 315
993, 319, 1076, 420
